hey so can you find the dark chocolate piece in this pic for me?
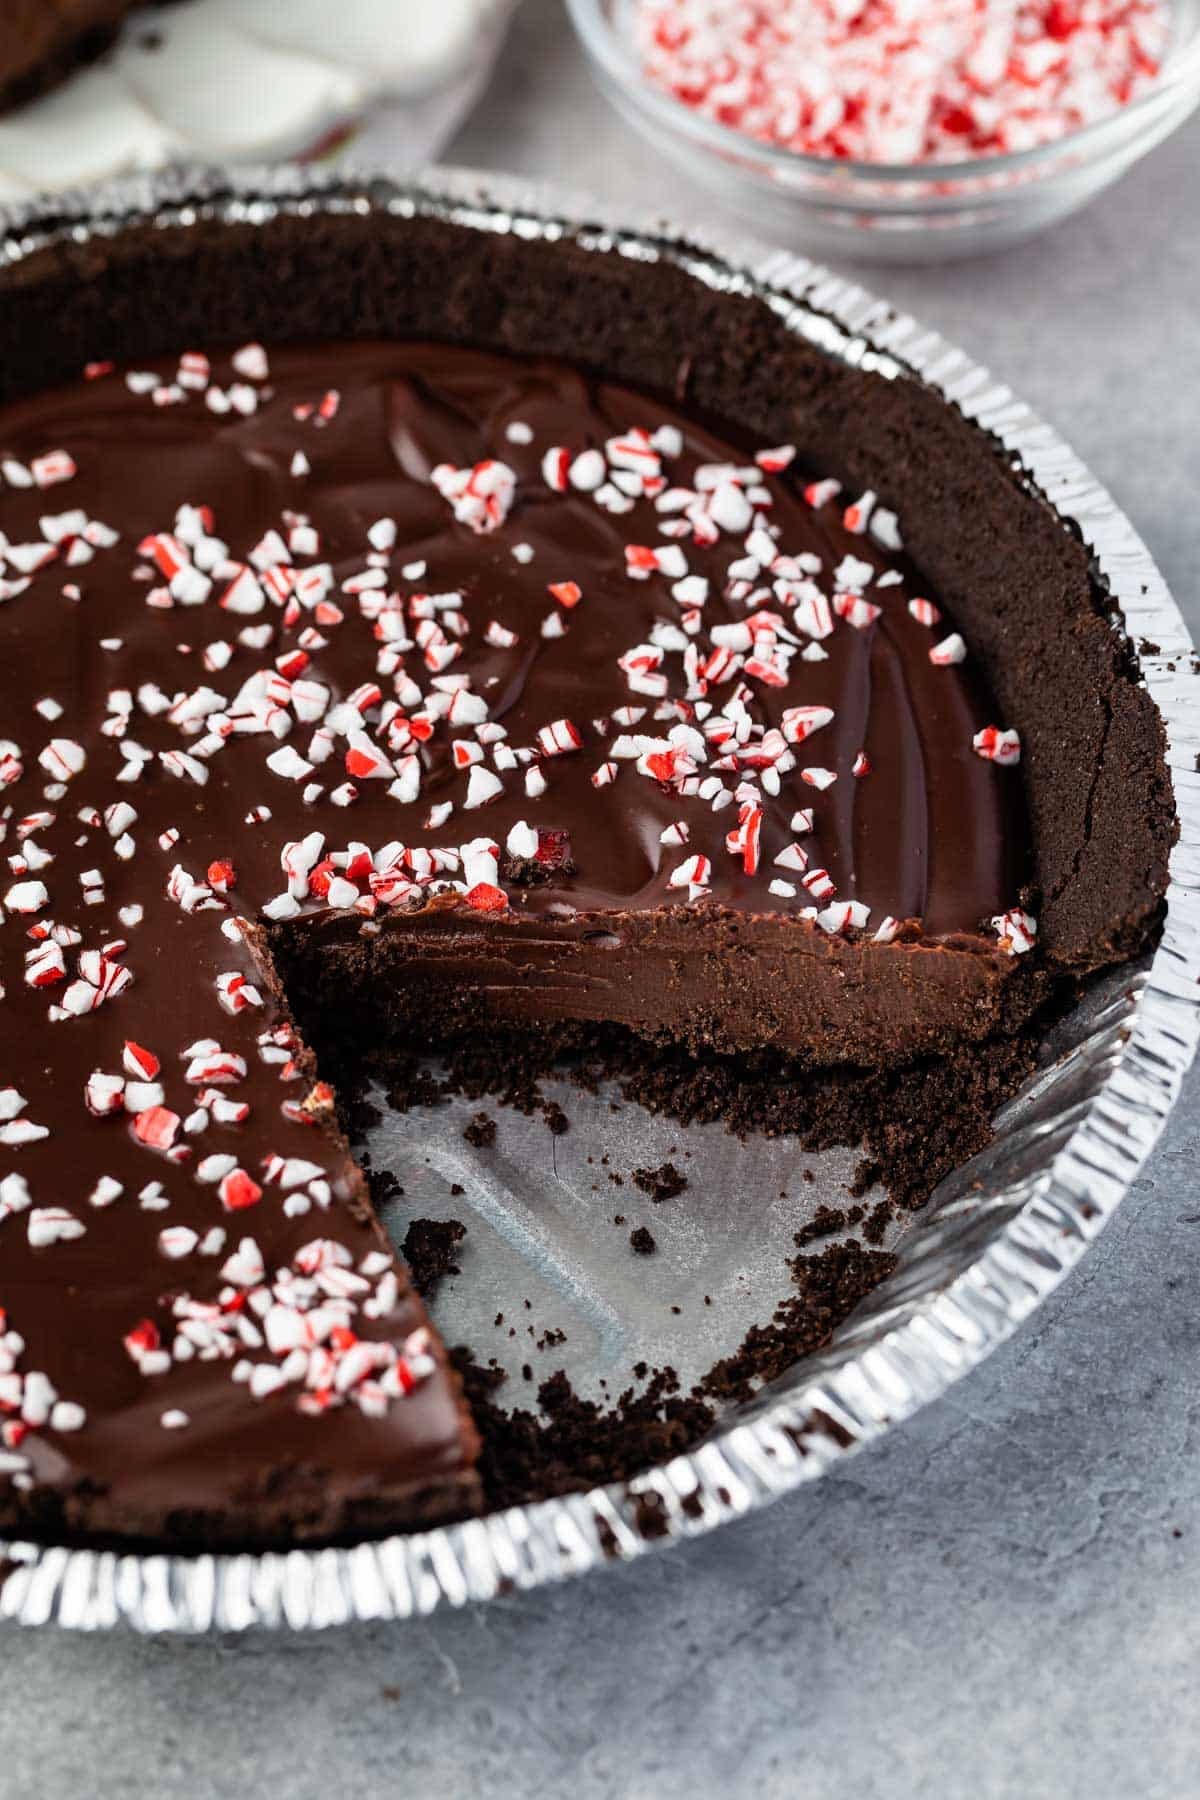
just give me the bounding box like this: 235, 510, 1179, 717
0, 1, 141, 115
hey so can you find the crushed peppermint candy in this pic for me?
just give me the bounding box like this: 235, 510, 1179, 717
0, 360, 1027, 958
0, 1302, 87, 1476
0, 337, 1037, 1501
123, 1236, 436, 1421
632, 0, 1168, 165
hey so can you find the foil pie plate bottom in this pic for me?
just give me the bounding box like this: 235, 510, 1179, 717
0, 164, 1195, 1634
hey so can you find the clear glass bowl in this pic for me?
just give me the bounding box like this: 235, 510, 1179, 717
565, 0, 1200, 260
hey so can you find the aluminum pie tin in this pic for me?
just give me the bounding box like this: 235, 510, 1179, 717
0, 163, 1196, 1635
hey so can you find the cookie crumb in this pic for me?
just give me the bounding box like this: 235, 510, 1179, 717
632, 1160, 688, 1202
463, 1111, 497, 1147
400, 1217, 466, 1297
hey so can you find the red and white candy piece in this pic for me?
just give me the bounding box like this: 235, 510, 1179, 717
668, 853, 712, 893
537, 719, 582, 757
781, 705, 834, 745
28, 1208, 85, 1247
832, 593, 880, 631
991, 908, 1037, 954
973, 726, 1021, 766
817, 901, 871, 935
929, 634, 967, 667
431, 460, 517, 534
37, 739, 86, 782
801, 868, 836, 900
219, 1169, 263, 1212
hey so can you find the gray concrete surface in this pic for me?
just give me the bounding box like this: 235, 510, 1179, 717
3, 5, 1200, 1796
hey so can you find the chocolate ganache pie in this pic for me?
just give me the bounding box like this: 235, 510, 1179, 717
0, 187, 1172, 1548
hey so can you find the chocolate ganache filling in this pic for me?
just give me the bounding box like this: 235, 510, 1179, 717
0, 338, 1033, 1543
